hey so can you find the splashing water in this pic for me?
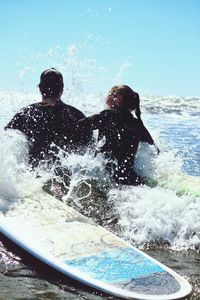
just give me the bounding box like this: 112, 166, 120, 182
108, 183, 199, 250
0, 46, 199, 252
0, 98, 199, 252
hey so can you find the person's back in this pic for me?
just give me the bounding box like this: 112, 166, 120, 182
79, 85, 158, 185
92, 107, 152, 160
5, 68, 92, 167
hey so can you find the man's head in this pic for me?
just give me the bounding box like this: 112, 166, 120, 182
38, 68, 64, 99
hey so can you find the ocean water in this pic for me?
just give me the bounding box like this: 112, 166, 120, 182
0, 90, 200, 300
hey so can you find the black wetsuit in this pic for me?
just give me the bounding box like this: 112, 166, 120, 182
5, 100, 92, 167
79, 108, 154, 185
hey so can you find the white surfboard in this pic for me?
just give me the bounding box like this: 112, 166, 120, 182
0, 191, 192, 300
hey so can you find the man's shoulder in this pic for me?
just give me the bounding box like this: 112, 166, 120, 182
12, 102, 40, 116
62, 102, 86, 118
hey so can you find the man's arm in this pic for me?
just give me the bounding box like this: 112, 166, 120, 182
5, 111, 25, 132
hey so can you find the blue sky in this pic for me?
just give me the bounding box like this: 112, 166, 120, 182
0, 0, 200, 96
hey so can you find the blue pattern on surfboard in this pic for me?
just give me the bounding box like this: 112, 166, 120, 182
64, 247, 165, 283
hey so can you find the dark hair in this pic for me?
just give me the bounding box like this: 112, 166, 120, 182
106, 85, 141, 119
38, 68, 64, 98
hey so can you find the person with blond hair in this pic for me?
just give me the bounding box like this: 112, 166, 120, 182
78, 85, 159, 185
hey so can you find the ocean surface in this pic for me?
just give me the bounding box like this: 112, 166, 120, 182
0, 91, 200, 300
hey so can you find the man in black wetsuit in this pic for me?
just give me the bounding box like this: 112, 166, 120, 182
5, 68, 92, 168
78, 85, 159, 185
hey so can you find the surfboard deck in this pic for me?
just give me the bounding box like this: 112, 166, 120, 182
0, 191, 192, 300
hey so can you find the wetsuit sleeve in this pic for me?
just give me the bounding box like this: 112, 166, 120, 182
76, 119, 93, 146
63, 105, 93, 146
78, 113, 104, 130
5, 110, 27, 133
138, 121, 154, 145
